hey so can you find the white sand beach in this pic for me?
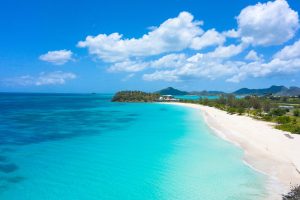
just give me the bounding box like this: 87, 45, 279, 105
165, 102, 300, 199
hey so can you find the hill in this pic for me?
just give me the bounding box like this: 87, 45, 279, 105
189, 90, 225, 96
277, 86, 300, 96
233, 85, 288, 95
156, 87, 189, 95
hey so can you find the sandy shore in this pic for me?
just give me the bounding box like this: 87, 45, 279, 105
164, 102, 300, 199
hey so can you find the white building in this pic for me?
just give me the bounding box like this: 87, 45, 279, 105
159, 95, 179, 102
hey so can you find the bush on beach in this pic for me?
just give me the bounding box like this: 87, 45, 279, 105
282, 185, 300, 200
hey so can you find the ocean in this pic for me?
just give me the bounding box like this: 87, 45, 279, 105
0, 93, 267, 199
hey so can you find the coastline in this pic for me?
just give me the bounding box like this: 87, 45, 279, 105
163, 102, 300, 199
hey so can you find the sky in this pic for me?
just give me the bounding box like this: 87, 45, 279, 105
0, 0, 300, 93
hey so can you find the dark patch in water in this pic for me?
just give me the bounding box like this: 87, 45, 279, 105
0, 94, 140, 146
126, 113, 139, 117
0, 156, 8, 162
0, 163, 18, 173
6, 176, 25, 183
0, 185, 8, 192
160, 108, 168, 111
0, 148, 15, 153
115, 118, 135, 123
0, 175, 25, 193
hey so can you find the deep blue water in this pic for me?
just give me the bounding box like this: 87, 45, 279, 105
0, 93, 267, 199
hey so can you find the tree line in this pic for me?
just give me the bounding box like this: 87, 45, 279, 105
180, 95, 300, 134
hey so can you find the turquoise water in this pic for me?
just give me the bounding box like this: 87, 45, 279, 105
174, 95, 201, 100
175, 95, 245, 100
0, 93, 267, 199
174, 95, 219, 100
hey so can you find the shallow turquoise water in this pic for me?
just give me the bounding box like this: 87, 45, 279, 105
0, 93, 267, 199
174, 95, 218, 100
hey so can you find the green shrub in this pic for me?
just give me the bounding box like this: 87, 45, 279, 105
270, 108, 287, 116
276, 124, 300, 134
227, 107, 237, 114
293, 109, 300, 117
275, 116, 292, 124
237, 107, 245, 115
262, 115, 272, 121
283, 185, 300, 199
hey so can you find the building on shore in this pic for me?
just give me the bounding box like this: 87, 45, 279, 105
158, 95, 179, 102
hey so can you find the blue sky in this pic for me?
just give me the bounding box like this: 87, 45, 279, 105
0, 0, 300, 93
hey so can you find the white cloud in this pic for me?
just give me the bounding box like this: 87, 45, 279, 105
274, 39, 300, 60
35, 71, 76, 85
50, 4, 300, 84
39, 50, 73, 65
207, 43, 247, 58
245, 50, 263, 61
190, 29, 225, 50
223, 29, 239, 38
237, 0, 299, 46
5, 75, 36, 86
227, 58, 300, 82
142, 53, 241, 82
142, 47, 300, 83
143, 70, 180, 82
108, 60, 149, 72
4, 71, 76, 86
151, 53, 186, 68
121, 73, 135, 82
139, 2, 300, 83
106, 44, 245, 78
77, 12, 204, 62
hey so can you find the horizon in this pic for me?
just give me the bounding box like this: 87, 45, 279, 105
1, 0, 300, 93
0, 84, 297, 94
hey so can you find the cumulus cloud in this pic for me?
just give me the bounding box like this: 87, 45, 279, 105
245, 50, 263, 61
4, 71, 76, 86
139, 0, 300, 83
223, 29, 239, 38
77, 12, 206, 62
143, 70, 180, 82
39, 0, 297, 85
142, 53, 240, 82
143, 52, 300, 83
108, 60, 149, 72
151, 53, 187, 68
190, 29, 225, 50
236, 0, 299, 46
39, 50, 73, 65
227, 58, 300, 82
207, 43, 247, 58
274, 39, 300, 60
121, 73, 135, 82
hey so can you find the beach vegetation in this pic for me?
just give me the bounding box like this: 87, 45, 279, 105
293, 109, 300, 117
282, 185, 300, 199
237, 107, 245, 115
270, 108, 288, 116
112, 91, 160, 102
227, 107, 237, 114
113, 90, 300, 134
179, 94, 300, 134
275, 116, 292, 124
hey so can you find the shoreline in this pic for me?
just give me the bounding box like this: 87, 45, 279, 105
163, 102, 300, 199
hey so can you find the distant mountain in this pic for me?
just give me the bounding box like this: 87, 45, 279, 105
157, 87, 224, 96
233, 85, 300, 96
189, 90, 225, 96
156, 87, 189, 95
276, 86, 300, 96
156, 85, 300, 97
